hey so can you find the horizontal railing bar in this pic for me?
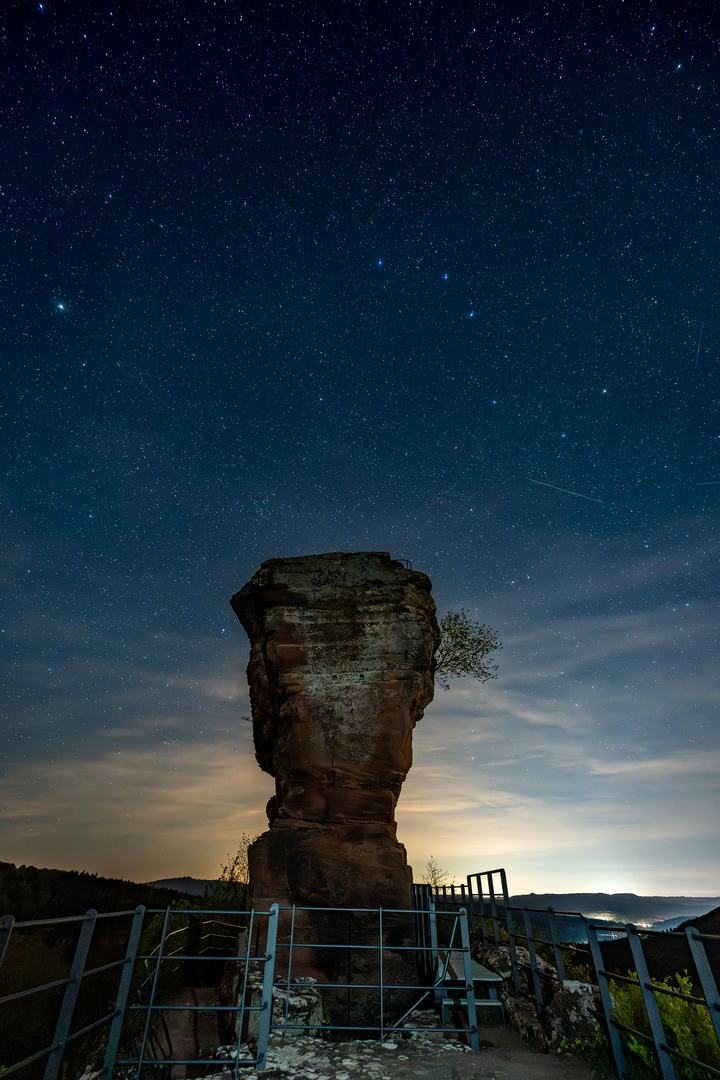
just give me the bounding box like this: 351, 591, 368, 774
597, 970, 639, 985
278, 905, 466, 915
136, 952, 270, 963
660, 1043, 720, 1076
143, 908, 262, 916
273, 943, 467, 953
91, 909, 140, 920
518, 933, 565, 950
137, 944, 468, 961
127, 1004, 267, 1013
0, 976, 72, 1004
62, 1009, 120, 1044
274, 1023, 477, 1033
0, 1036, 64, 1076
609, 1019, 655, 1043
80, 957, 129, 979
264, 1023, 478, 1033
474, 903, 720, 941
128, 976, 472, 1007
8, 909, 141, 930
492, 905, 586, 918
8, 913, 95, 929
601, 970, 714, 1011
644, 982, 709, 1006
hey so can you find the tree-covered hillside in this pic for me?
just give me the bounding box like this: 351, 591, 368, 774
0, 860, 196, 920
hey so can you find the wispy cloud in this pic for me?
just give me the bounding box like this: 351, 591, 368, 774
0, 738, 273, 881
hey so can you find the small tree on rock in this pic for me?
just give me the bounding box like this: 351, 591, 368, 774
421, 855, 452, 890
203, 832, 259, 911
434, 609, 501, 691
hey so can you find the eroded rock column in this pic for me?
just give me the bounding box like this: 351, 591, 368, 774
231, 550, 438, 914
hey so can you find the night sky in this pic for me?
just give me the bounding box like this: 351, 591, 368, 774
2, 1, 719, 895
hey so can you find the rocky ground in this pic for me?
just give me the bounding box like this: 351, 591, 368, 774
200, 1010, 596, 1080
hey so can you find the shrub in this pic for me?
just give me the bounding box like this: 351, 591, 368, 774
609, 970, 720, 1080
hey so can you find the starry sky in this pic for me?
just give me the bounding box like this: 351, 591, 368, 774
2, 1, 719, 896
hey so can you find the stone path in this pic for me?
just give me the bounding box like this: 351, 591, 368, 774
201, 1012, 595, 1080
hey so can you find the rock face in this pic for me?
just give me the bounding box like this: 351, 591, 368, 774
231, 552, 438, 1020
472, 944, 603, 1056
231, 551, 438, 912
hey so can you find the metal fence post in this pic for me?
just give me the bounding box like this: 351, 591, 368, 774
0, 914, 14, 968
378, 907, 385, 1041
498, 871, 521, 997
43, 909, 98, 1080
487, 872, 501, 944
586, 920, 628, 1080
626, 924, 676, 1080
136, 906, 171, 1074
473, 875, 490, 947
428, 891, 442, 1006
283, 906, 298, 1036
522, 909, 544, 1012
102, 906, 146, 1079
685, 927, 720, 1047
459, 908, 480, 1050
546, 908, 566, 986
255, 904, 278, 1068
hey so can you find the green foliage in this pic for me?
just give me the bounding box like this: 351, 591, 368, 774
421, 855, 451, 889
434, 609, 501, 690
563, 956, 593, 984
565, 970, 720, 1080
609, 970, 720, 1080
203, 833, 258, 911
559, 1030, 617, 1078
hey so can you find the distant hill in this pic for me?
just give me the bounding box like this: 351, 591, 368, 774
597, 904, 720, 984
0, 861, 198, 920
144, 875, 215, 896
509, 892, 720, 926
675, 905, 720, 936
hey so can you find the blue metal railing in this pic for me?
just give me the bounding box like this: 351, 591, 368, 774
117, 904, 278, 1075
9, 876, 715, 1080
0, 907, 145, 1080
586, 920, 720, 1080
454, 869, 720, 1080
0, 898, 482, 1078
258, 899, 480, 1047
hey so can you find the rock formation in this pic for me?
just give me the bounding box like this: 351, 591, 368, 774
231, 551, 438, 911
230, 551, 438, 1022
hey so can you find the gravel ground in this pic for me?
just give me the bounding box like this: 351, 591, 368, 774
201, 1010, 595, 1080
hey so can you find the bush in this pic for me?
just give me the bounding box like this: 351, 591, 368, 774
203, 834, 257, 912
610, 970, 720, 1080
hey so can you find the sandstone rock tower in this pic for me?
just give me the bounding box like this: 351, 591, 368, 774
231, 551, 438, 915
